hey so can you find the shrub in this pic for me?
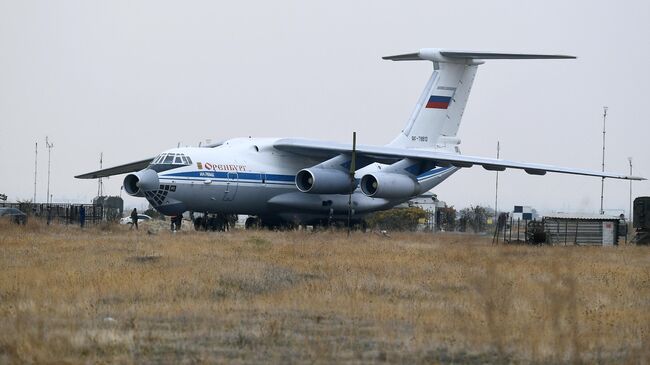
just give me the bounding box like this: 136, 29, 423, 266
365, 207, 427, 231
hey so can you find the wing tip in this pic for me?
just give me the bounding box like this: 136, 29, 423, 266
74, 173, 96, 179
382, 52, 421, 61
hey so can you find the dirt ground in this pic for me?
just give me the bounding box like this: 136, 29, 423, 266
1, 220, 649, 364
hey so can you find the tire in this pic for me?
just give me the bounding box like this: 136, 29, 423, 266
194, 217, 204, 231
245, 217, 258, 230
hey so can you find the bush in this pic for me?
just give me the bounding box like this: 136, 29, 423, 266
458, 205, 489, 233
365, 207, 427, 231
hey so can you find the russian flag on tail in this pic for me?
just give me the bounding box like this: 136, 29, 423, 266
426, 95, 452, 109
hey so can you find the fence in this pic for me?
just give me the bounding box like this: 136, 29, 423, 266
1, 202, 106, 225
492, 215, 542, 244
492, 214, 625, 245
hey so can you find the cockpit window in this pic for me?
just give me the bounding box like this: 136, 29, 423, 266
150, 153, 192, 167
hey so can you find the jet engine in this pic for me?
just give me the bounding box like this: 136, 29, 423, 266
123, 169, 160, 197
295, 168, 353, 194
360, 172, 419, 199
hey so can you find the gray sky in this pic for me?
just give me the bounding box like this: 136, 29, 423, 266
1, 0, 648, 215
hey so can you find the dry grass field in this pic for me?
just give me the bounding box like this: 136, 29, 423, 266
1, 220, 649, 364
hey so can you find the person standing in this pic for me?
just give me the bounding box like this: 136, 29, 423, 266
79, 206, 86, 228
130, 208, 139, 230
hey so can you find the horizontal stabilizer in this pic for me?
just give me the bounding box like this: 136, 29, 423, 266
383, 49, 575, 63
439, 51, 575, 59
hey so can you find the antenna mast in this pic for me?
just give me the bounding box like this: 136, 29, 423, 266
494, 141, 500, 222
97, 152, 104, 197
600, 106, 607, 215
33, 142, 38, 203
46, 136, 54, 205
628, 157, 633, 219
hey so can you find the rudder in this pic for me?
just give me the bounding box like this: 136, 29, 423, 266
388, 62, 477, 149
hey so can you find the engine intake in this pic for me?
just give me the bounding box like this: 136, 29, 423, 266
360, 172, 419, 199
123, 169, 159, 197
296, 168, 353, 194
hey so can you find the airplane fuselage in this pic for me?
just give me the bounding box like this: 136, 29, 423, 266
142, 137, 457, 224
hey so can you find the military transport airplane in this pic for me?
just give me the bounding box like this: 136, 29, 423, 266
76, 49, 645, 229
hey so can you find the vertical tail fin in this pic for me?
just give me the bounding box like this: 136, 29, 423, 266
388, 62, 477, 149
386, 49, 575, 149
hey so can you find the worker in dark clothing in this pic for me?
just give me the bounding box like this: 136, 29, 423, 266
175, 214, 182, 231
130, 208, 139, 230
170, 214, 182, 232
79, 206, 86, 228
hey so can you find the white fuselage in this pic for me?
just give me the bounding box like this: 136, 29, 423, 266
145, 137, 457, 223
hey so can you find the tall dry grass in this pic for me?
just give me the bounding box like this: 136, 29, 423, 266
0, 220, 649, 363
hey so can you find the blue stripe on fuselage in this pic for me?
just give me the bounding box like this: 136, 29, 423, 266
416, 167, 451, 180
162, 167, 450, 185
162, 171, 295, 183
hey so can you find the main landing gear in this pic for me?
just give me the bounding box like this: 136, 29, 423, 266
193, 213, 237, 231
244, 216, 296, 231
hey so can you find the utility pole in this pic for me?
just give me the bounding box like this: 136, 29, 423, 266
33, 142, 38, 203
629, 157, 633, 219
347, 132, 357, 237
600, 106, 607, 215
494, 141, 500, 222
46, 136, 54, 205
97, 152, 104, 197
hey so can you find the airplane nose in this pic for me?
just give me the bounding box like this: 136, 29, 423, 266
123, 169, 159, 197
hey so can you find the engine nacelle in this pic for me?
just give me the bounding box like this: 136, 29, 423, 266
295, 168, 353, 194
123, 169, 160, 197
360, 172, 419, 199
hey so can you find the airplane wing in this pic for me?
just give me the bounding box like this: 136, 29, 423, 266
75, 158, 154, 179
75, 142, 225, 179
274, 138, 645, 180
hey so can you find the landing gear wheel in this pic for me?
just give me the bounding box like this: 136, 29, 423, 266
194, 217, 204, 231
245, 217, 259, 230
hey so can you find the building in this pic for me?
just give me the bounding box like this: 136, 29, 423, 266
543, 213, 625, 246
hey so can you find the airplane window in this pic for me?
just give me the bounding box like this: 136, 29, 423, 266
150, 153, 191, 166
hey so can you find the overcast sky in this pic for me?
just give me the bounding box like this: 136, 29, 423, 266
1, 0, 648, 215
